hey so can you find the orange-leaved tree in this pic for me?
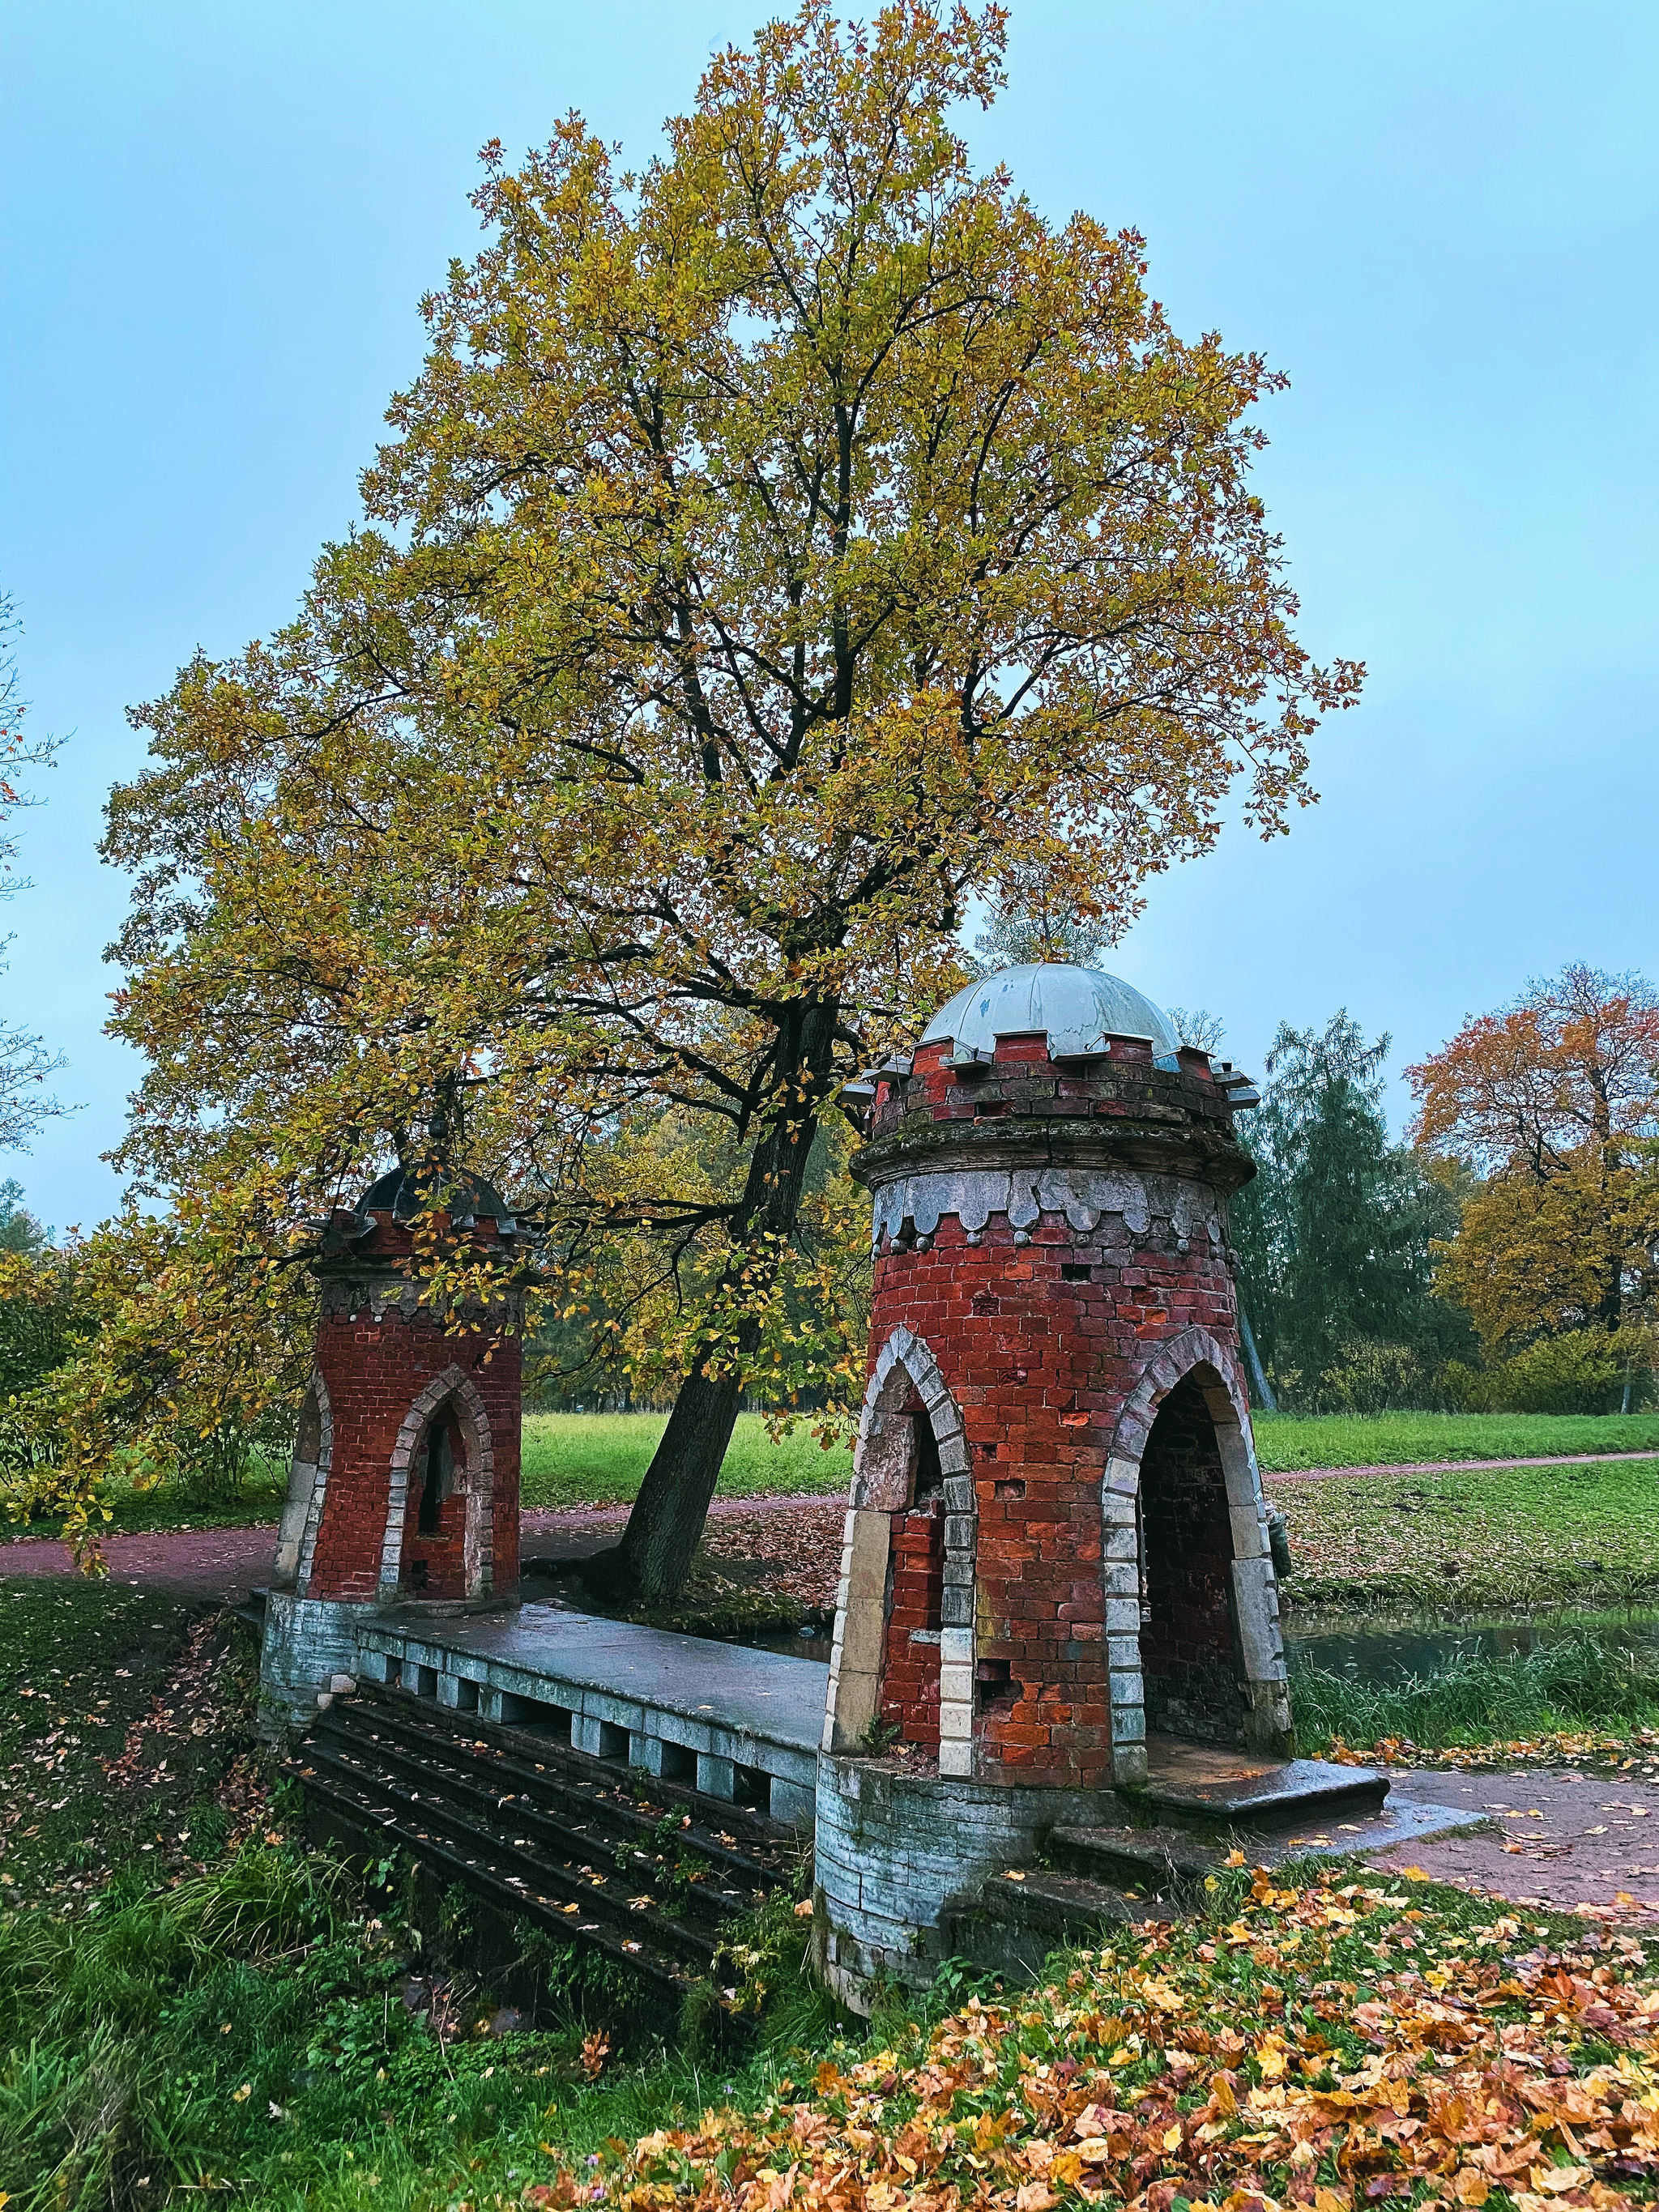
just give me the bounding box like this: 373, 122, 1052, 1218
100, 1, 1360, 1596
1409, 964, 1659, 1364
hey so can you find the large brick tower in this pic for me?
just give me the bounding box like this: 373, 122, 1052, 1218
815, 963, 1294, 2009
260, 1166, 526, 1724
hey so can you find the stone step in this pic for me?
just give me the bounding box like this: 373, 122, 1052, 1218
291, 1688, 795, 1997
301, 1737, 729, 1968
323, 1692, 791, 1885
942, 1867, 1176, 1984
1132, 1754, 1388, 1836
336, 1722, 761, 1939
310, 1733, 750, 1953
301, 1765, 702, 1999
1048, 1822, 1228, 1901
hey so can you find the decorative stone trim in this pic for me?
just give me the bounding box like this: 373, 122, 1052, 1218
291, 1370, 335, 1597
377, 1364, 497, 1601
867, 1166, 1223, 1251
825, 1326, 975, 1767
1098, 1325, 1288, 1784
319, 1273, 526, 1328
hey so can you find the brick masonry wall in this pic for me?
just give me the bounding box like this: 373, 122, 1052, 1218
879, 1496, 945, 1746
1137, 1371, 1245, 1745
304, 1218, 522, 1605
854, 1033, 1253, 1789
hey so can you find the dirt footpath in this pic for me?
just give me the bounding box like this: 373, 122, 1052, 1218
1371, 1767, 1659, 1924
0, 1492, 851, 1601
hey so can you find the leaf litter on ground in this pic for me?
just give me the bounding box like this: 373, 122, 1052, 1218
516, 1864, 1659, 2212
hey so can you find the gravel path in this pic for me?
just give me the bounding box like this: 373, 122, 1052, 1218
1265, 1448, 1659, 1483
1369, 1767, 1659, 1924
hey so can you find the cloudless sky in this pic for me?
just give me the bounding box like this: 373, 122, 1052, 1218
2, 1, 1655, 1231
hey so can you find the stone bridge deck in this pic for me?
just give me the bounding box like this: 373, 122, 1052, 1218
355, 1602, 826, 1826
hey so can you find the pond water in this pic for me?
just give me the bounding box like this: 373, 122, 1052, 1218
751, 1611, 1659, 1686
1286, 1610, 1659, 1683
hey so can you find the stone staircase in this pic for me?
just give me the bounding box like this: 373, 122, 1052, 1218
292, 1686, 801, 2004
943, 1742, 1392, 1978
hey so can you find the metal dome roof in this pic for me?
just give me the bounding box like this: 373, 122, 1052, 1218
920, 962, 1183, 1068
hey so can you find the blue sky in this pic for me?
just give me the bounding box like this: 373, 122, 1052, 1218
2, 1, 1655, 1232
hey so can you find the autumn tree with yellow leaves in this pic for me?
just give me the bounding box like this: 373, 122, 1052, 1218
1410, 964, 1659, 1403
98, 2, 1358, 1593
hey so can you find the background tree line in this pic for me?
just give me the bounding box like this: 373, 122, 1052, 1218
1225, 963, 1659, 1415
2, 6, 1649, 1592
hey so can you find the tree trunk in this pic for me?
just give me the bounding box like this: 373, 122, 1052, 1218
609, 997, 842, 1600
610, 1361, 746, 1599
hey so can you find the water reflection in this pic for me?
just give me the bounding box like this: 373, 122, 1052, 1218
1287, 1610, 1659, 1685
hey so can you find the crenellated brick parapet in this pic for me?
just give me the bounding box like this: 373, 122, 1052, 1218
821, 972, 1290, 1794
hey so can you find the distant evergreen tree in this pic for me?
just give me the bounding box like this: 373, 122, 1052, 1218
0, 1178, 49, 1254
1232, 1013, 1473, 1404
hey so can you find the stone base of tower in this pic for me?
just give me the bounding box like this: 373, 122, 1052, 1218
259, 1592, 375, 1733
812, 1754, 1114, 2013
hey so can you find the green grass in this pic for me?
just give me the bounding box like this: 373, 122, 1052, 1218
0, 1580, 269, 1903
519, 1410, 853, 1510
1254, 1407, 1659, 1473
2, 1459, 289, 1542
1291, 1627, 1659, 1755
1273, 1451, 1659, 1613
7, 1410, 1657, 1545
0, 1578, 844, 2211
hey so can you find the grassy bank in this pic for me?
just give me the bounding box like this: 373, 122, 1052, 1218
12, 1816, 1641, 2210
1273, 1451, 1659, 1613
6, 1579, 1658, 2206
1291, 1627, 1659, 1759
10, 1848, 1640, 2210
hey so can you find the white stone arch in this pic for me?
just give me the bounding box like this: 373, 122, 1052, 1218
377, 1363, 497, 1601
288, 1369, 334, 1596
1099, 1323, 1290, 1783
823, 1326, 977, 1772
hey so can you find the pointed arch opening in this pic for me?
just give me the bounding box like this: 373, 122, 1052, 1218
379, 1365, 497, 1602
1137, 1370, 1246, 1745
824, 1327, 976, 1775
1102, 1325, 1292, 1784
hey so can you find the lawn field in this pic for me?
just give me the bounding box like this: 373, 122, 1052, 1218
1254, 1408, 1659, 1472
520, 1409, 854, 1507
7, 1408, 1659, 1539
521, 1408, 1659, 1506
1272, 1451, 1659, 1613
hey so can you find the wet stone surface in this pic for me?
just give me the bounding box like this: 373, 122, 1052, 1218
1367, 1766, 1659, 1922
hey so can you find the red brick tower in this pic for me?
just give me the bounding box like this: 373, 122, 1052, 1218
821, 962, 1292, 1790
260, 1166, 525, 1723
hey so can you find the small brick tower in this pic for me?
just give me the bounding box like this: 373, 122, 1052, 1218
260, 1166, 525, 1724
815, 963, 1294, 2009
824, 962, 1290, 1787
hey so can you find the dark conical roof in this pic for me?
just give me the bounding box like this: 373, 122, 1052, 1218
356, 1162, 513, 1223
